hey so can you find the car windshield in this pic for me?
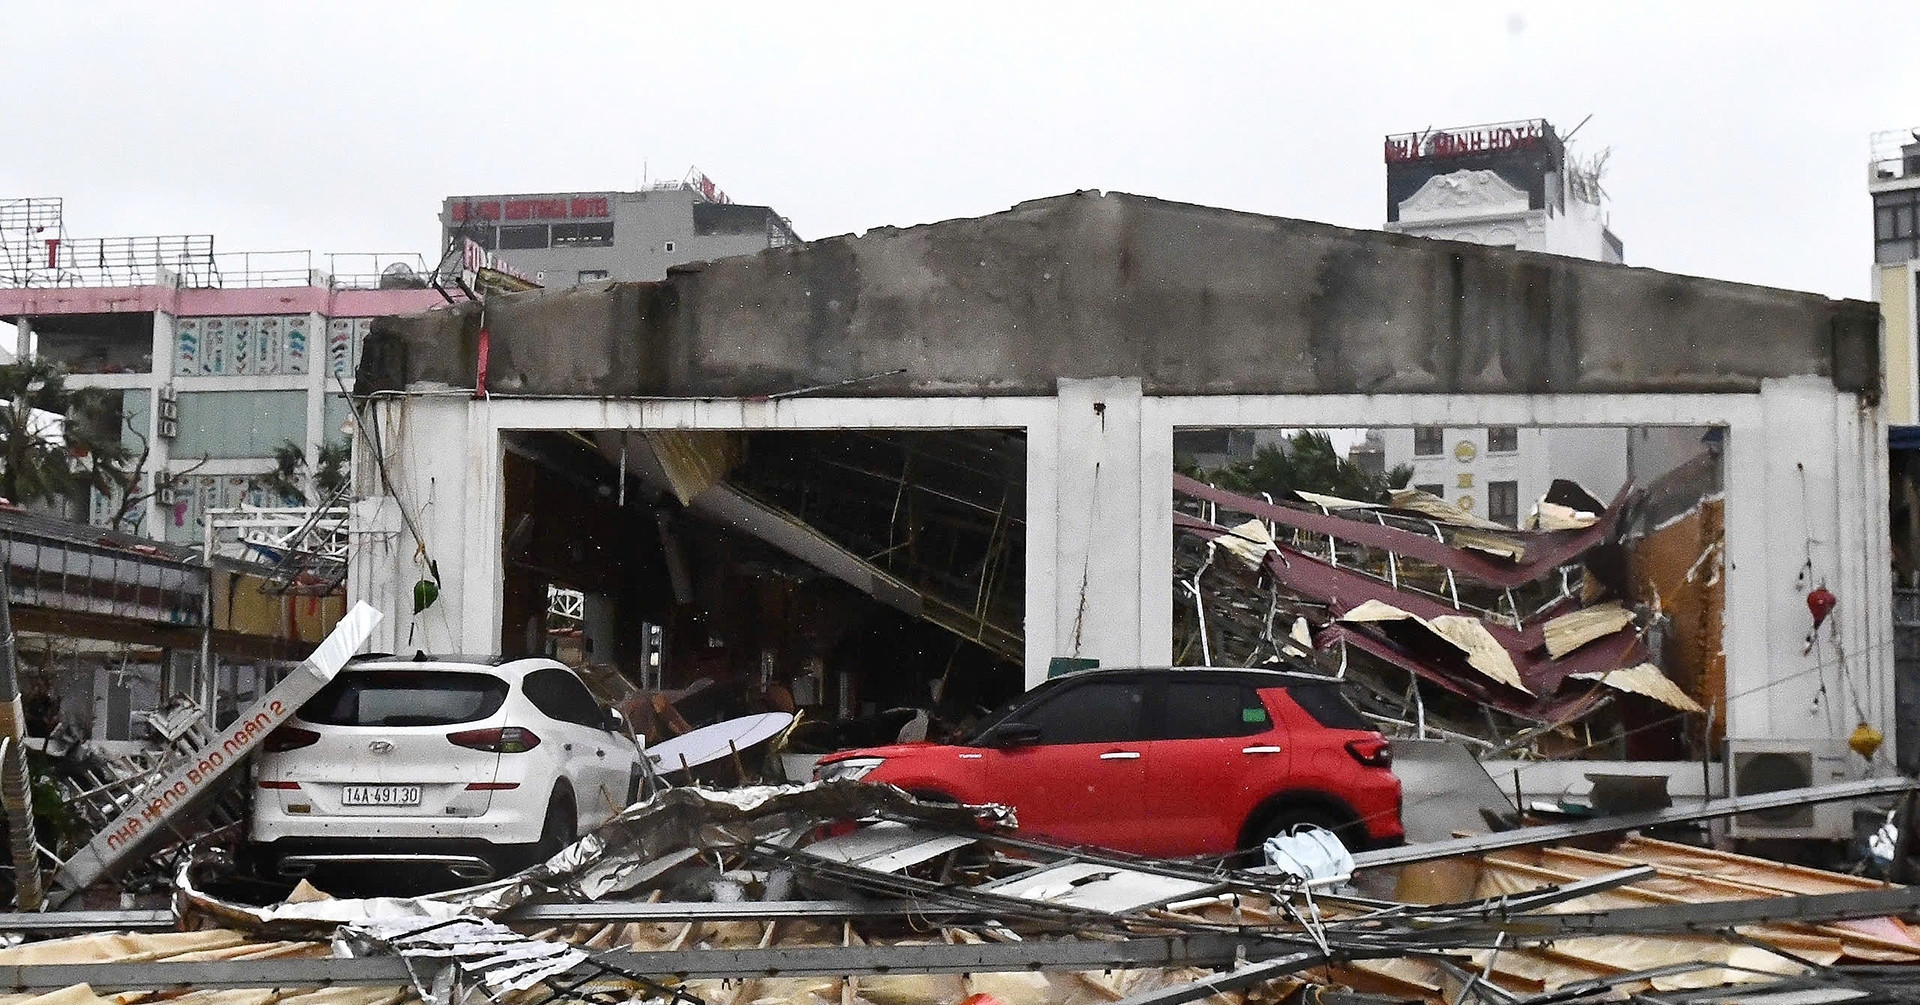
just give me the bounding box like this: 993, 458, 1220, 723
299, 670, 510, 727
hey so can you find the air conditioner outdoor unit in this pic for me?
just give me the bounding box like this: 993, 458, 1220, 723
1725, 738, 1856, 840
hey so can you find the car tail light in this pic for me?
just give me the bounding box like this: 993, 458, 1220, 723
447, 726, 541, 753
263, 726, 321, 753
464, 781, 521, 791
257, 780, 300, 790
1345, 737, 1393, 767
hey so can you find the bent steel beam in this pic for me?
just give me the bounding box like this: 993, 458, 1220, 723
1174, 474, 1625, 590
1351, 776, 1919, 870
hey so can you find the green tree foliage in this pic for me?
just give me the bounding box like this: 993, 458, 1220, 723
0, 358, 130, 510
250, 438, 350, 506
1198, 430, 1411, 504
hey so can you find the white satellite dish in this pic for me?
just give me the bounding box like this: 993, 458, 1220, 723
648, 711, 794, 773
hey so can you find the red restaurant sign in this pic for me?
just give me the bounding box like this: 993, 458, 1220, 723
451, 195, 612, 223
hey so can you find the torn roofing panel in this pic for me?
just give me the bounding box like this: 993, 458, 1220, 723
1427, 615, 1531, 694
1336, 601, 1530, 693
1544, 602, 1638, 658
1571, 664, 1705, 713
1319, 623, 1607, 722
1174, 474, 1626, 589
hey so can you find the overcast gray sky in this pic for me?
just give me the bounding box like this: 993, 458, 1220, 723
3, 2, 1916, 301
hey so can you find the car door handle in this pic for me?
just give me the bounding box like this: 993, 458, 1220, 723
596, 749, 605, 757
1241, 745, 1282, 754
564, 743, 574, 752
1099, 751, 1141, 760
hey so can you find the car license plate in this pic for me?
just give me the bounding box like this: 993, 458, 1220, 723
340, 785, 422, 806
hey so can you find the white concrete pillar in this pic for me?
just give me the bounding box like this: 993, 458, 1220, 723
1725, 376, 1894, 759
1041, 378, 1147, 680
349, 395, 481, 655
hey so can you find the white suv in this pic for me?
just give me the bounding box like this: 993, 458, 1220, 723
249, 654, 653, 883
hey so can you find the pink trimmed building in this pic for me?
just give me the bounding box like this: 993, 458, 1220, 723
0, 239, 447, 542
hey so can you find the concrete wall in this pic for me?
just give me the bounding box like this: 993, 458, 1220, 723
365, 191, 1878, 402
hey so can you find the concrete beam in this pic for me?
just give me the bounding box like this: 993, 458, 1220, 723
361, 191, 1879, 402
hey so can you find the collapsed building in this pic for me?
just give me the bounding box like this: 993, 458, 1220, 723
347, 189, 1894, 821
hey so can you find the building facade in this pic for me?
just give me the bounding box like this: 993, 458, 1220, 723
348, 191, 1893, 808
1382, 118, 1624, 261
441, 173, 798, 288
1874, 131, 1920, 426
0, 242, 445, 542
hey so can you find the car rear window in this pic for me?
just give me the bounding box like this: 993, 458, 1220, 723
299, 670, 509, 727
1284, 683, 1371, 730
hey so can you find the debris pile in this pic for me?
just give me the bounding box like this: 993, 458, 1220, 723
1173, 475, 1701, 753
7, 782, 1920, 1005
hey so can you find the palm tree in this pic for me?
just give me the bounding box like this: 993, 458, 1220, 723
0, 358, 129, 514
1201, 430, 1411, 504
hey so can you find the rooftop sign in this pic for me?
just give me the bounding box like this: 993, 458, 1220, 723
448, 195, 612, 224
1385, 119, 1551, 164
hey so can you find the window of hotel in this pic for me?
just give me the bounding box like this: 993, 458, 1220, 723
1875, 189, 1920, 264
1488, 480, 1519, 526
551, 222, 614, 247
498, 224, 550, 250
1415, 483, 1444, 497
1414, 426, 1444, 456
1487, 426, 1519, 453
578, 270, 609, 283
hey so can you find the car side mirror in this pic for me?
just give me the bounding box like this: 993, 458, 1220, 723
990, 722, 1042, 748
606, 708, 628, 734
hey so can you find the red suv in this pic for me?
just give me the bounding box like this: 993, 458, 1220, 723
816, 667, 1404, 857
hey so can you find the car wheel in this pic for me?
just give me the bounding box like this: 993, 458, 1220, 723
535, 788, 577, 863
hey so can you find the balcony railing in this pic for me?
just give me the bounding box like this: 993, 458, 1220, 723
0, 243, 432, 291
1869, 129, 1920, 185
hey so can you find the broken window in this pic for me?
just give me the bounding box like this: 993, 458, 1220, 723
1488, 479, 1519, 526
1488, 426, 1519, 453
552, 222, 614, 247
1414, 426, 1444, 455
33, 311, 154, 374
498, 224, 551, 250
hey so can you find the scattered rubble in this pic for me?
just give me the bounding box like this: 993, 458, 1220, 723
6, 780, 1920, 1005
